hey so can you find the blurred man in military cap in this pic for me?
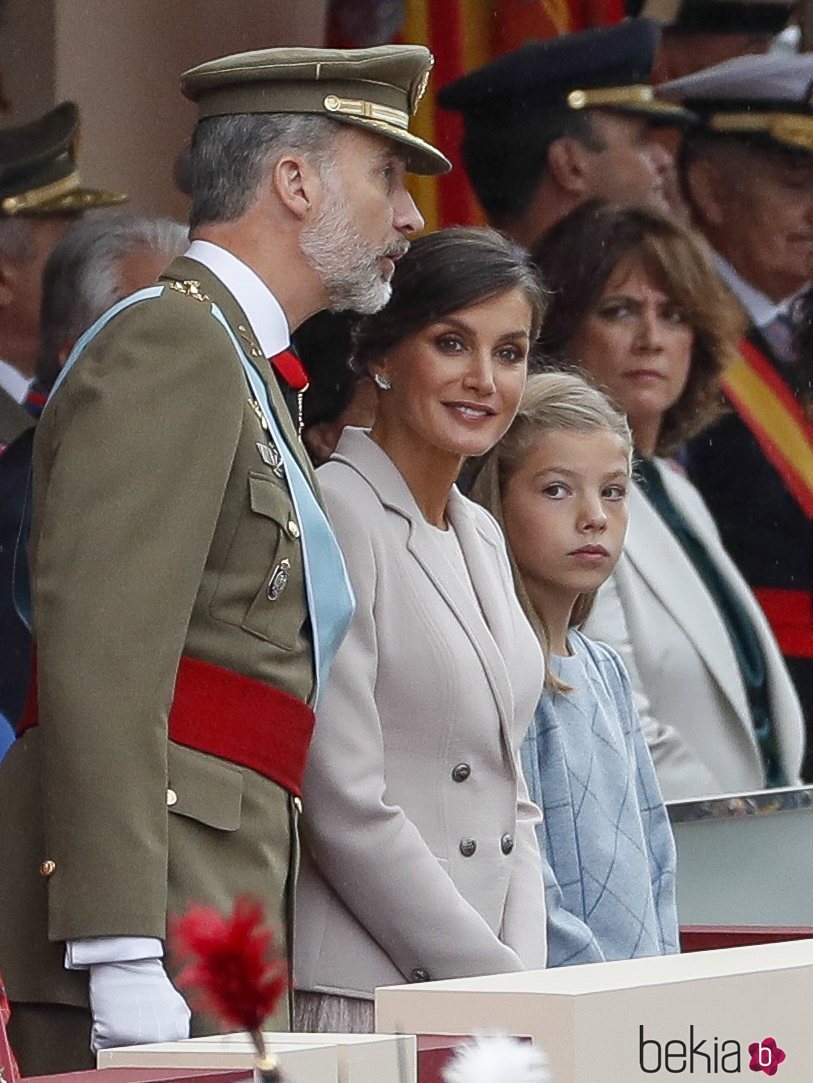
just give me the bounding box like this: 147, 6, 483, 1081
0, 44, 446, 1074
438, 19, 693, 248
627, 0, 798, 82
660, 53, 813, 768
0, 102, 126, 448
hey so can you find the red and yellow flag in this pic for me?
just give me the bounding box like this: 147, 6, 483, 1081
328, 0, 626, 230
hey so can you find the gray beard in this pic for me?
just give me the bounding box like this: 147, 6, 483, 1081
300, 186, 396, 315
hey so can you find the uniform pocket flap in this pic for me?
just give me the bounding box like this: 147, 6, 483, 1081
249, 471, 290, 523
167, 742, 243, 831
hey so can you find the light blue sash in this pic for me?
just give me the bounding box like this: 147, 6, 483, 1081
49, 286, 355, 705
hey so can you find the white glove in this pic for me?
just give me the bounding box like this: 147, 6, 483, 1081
88, 958, 191, 1053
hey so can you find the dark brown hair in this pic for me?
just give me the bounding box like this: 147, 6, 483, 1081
351, 226, 546, 374
532, 201, 746, 455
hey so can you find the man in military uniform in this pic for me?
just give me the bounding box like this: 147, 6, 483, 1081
627, 0, 797, 83
437, 19, 694, 249
659, 54, 813, 772
0, 102, 126, 447
0, 214, 188, 754
0, 45, 447, 1074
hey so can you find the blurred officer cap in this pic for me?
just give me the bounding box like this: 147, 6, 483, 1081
659, 52, 813, 152
626, 0, 795, 35
437, 19, 694, 126
0, 102, 127, 217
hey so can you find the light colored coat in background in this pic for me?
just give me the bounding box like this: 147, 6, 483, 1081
583, 459, 804, 802
294, 427, 548, 999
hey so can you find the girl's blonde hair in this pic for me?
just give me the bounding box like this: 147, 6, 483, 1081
470, 371, 632, 690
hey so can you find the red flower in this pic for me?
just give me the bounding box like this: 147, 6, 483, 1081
172, 898, 288, 1036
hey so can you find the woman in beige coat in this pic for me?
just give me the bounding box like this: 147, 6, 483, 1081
294, 228, 548, 1031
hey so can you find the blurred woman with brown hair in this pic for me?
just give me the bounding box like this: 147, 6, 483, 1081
532, 201, 804, 800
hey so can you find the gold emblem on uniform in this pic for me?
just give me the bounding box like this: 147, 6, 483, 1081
249, 398, 269, 432
267, 558, 291, 601
237, 325, 262, 359
168, 279, 210, 302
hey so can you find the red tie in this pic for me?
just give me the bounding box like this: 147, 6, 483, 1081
270, 348, 309, 391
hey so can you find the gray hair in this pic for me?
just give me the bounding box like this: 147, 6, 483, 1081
188, 112, 340, 229
36, 212, 187, 389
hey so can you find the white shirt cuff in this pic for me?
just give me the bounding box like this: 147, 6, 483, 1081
64, 936, 163, 969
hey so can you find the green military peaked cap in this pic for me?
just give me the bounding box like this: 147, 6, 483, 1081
0, 102, 127, 217
181, 44, 451, 176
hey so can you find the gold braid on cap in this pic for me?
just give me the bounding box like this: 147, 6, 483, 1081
709, 112, 813, 153
323, 95, 409, 130
567, 84, 656, 109
1, 171, 81, 215
566, 83, 691, 118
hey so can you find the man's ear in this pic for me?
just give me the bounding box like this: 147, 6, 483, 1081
546, 137, 592, 196
270, 153, 322, 220
684, 157, 725, 228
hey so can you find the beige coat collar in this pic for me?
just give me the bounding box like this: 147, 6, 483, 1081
332, 427, 517, 751
625, 465, 752, 729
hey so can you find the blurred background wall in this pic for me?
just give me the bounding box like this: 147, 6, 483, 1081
0, 0, 330, 218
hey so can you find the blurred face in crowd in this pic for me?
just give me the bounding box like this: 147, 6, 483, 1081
52, 244, 179, 371
502, 427, 630, 622
687, 142, 813, 302
0, 215, 74, 376
300, 127, 424, 315
567, 255, 694, 456
581, 111, 672, 214
371, 287, 533, 470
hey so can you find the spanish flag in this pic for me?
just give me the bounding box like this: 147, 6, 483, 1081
328, 0, 626, 230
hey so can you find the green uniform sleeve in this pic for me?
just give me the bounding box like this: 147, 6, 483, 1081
33, 293, 244, 941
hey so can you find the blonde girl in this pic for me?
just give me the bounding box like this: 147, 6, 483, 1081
472, 371, 679, 965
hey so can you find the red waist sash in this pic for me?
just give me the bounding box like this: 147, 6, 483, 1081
754, 588, 813, 660
18, 653, 315, 797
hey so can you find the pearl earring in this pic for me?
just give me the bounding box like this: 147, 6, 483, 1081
374, 373, 392, 391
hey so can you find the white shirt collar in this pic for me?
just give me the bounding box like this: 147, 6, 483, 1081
712, 250, 791, 328
183, 239, 290, 357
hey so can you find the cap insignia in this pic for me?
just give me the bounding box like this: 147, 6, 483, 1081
410, 64, 432, 115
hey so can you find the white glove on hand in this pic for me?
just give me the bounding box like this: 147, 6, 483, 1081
88, 958, 191, 1053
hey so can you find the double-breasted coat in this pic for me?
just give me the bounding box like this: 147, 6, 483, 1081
294, 428, 548, 999
0, 254, 320, 1028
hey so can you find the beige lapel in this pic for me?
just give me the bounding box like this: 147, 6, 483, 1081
159, 257, 317, 488
625, 475, 751, 725
334, 429, 517, 747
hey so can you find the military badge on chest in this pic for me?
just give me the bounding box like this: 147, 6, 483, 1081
267, 558, 291, 601
256, 440, 285, 479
